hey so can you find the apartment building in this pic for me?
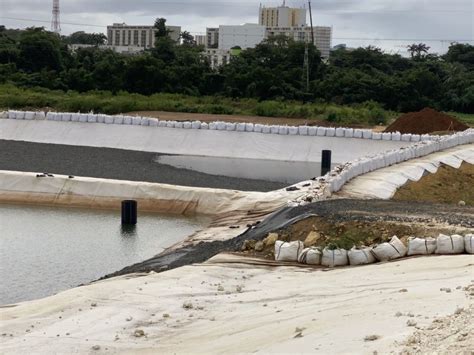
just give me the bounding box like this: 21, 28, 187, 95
206, 28, 219, 48
107, 23, 181, 49
218, 23, 266, 50
259, 2, 306, 27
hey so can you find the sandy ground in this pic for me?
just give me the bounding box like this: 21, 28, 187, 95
1, 255, 473, 354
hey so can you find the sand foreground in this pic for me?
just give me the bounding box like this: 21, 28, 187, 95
1, 255, 473, 354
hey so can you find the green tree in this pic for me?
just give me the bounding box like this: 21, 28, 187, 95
18, 27, 64, 72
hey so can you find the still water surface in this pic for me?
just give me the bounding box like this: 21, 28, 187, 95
0, 204, 208, 305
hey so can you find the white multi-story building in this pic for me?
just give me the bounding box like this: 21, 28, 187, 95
107, 23, 181, 49
206, 28, 219, 48
218, 23, 266, 51
265, 26, 332, 58
194, 34, 207, 47
259, 2, 306, 27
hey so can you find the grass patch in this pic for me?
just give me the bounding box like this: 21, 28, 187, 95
0, 84, 468, 127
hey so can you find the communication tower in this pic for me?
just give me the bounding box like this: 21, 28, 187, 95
51, 0, 61, 34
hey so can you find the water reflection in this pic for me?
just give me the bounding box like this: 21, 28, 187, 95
120, 224, 137, 237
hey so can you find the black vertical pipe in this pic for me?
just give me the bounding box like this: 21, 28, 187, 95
121, 200, 137, 225
321, 150, 332, 176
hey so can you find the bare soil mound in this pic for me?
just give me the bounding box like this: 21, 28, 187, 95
385, 108, 469, 134
393, 163, 474, 205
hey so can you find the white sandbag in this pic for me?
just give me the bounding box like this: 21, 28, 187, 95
372, 132, 382, 140
278, 126, 288, 135
326, 127, 336, 137
348, 247, 376, 266
275, 240, 304, 262
262, 125, 271, 134
372, 236, 407, 261
435, 234, 465, 254
78, 114, 88, 123
225, 122, 236, 131
16, 111, 25, 120
321, 248, 348, 267
308, 127, 317, 136
411, 134, 421, 142
270, 125, 279, 134
254, 124, 263, 133
183, 121, 192, 129
87, 114, 97, 123
217, 122, 226, 131
34, 111, 46, 120
149, 118, 158, 127
245, 123, 254, 132
140, 117, 150, 126
201, 122, 209, 129
362, 130, 372, 139
24, 112, 35, 120
401, 134, 412, 142
288, 126, 298, 135
191, 121, 201, 129
317, 127, 327, 137
382, 132, 392, 141
421, 134, 431, 141
158, 120, 167, 128
407, 237, 436, 256
353, 129, 363, 139
175, 121, 183, 129
335, 127, 345, 137
465, 234, 474, 254
344, 128, 354, 138
99, 114, 109, 123
60, 113, 71, 122
298, 247, 322, 265
104, 116, 115, 124
131, 117, 142, 125
123, 116, 133, 125
70, 113, 80, 122
113, 116, 124, 125
236, 122, 246, 132
298, 126, 308, 135
391, 132, 401, 141
209, 122, 217, 130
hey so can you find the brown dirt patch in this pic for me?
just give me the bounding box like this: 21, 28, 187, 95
393, 163, 474, 205
126, 110, 374, 128
385, 108, 469, 134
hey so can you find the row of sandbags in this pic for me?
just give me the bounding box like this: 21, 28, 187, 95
275, 234, 474, 267
325, 128, 474, 193
1, 110, 435, 142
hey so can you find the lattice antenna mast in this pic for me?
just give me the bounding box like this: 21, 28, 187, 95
51, 0, 61, 34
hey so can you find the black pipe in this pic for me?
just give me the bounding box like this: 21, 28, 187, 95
121, 200, 137, 225
321, 150, 332, 176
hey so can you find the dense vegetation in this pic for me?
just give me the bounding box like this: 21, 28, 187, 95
0, 22, 473, 121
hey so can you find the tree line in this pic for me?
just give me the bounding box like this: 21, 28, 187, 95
0, 21, 473, 113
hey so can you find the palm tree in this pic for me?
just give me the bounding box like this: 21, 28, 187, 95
407, 43, 431, 59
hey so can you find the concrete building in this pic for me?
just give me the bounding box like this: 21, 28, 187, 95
107, 23, 181, 49
265, 26, 332, 58
206, 28, 219, 48
194, 34, 207, 47
259, 2, 306, 27
203, 47, 242, 69
69, 43, 144, 55
218, 23, 266, 50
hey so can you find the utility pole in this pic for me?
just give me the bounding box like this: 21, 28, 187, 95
303, 38, 310, 93
308, 0, 314, 45
51, 0, 61, 34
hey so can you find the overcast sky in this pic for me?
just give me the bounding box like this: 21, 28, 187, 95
1, 0, 473, 54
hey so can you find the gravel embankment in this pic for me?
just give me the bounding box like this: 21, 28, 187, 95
0, 140, 285, 192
